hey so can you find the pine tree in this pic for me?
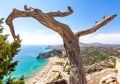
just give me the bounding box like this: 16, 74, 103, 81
0, 18, 24, 84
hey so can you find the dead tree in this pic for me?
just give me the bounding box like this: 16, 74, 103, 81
6, 5, 116, 84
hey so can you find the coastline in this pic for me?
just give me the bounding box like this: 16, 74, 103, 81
25, 56, 66, 84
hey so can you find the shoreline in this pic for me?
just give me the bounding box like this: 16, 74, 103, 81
25, 58, 51, 84
25, 58, 49, 80
25, 56, 65, 84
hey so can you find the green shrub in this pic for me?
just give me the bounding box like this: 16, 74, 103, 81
0, 18, 24, 83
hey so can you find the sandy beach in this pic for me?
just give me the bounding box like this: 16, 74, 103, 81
25, 56, 67, 84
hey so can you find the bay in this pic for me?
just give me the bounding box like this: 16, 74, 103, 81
10, 45, 50, 79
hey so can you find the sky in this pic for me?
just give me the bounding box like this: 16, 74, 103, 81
0, 0, 120, 45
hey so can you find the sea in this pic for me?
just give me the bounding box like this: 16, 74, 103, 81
5, 45, 51, 80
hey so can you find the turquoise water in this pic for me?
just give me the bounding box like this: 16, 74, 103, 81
10, 45, 50, 79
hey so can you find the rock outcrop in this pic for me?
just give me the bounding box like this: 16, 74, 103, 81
86, 69, 118, 84
86, 57, 120, 84
37, 49, 63, 58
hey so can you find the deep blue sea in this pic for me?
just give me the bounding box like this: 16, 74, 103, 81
10, 45, 50, 79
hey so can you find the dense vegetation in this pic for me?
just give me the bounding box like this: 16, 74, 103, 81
81, 46, 120, 74
0, 18, 24, 84
81, 46, 120, 65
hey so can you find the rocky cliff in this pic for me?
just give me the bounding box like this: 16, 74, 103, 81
37, 49, 63, 58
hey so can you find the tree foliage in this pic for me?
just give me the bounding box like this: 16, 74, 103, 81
0, 18, 24, 84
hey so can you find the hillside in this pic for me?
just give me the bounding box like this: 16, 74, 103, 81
46, 42, 120, 49
36, 43, 120, 84
38, 43, 120, 74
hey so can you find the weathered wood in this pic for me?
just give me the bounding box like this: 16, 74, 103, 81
47, 6, 73, 17
75, 14, 117, 38
6, 5, 117, 84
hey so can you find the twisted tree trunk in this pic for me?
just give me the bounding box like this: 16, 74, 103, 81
6, 5, 116, 84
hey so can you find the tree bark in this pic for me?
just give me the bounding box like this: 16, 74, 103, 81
63, 36, 87, 84
6, 5, 117, 84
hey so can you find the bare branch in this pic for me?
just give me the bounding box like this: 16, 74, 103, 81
6, 8, 37, 41
6, 5, 72, 41
47, 6, 73, 17
75, 14, 117, 38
